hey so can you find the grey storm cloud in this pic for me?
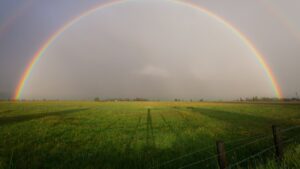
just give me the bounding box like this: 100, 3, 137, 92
21, 0, 273, 100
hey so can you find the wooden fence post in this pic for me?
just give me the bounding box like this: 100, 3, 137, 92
272, 125, 283, 162
217, 141, 228, 169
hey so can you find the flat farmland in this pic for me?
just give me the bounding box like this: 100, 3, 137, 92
0, 101, 299, 169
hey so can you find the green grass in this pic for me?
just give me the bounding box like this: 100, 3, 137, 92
0, 101, 299, 169
254, 143, 300, 169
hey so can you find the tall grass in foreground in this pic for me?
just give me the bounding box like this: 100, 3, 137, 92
255, 144, 300, 169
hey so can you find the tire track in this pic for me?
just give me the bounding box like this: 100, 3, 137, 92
146, 109, 155, 147
159, 113, 182, 138
124, 115, 142, 153
176, 110, 202, 129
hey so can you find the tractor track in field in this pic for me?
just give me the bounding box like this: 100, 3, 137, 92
159, 113, 182, 138
95, 112, 142, 133
124, 115, 142, 153
99, 118, 122, 132
176, 110, 202, 129
0, 109, 14, 114
146, 109, 155, 147
0, 108, 89, 126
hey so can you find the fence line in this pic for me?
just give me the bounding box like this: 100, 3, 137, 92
221, 134, 272, 155
178, 125, 300, 169
178, 154, 219, 169
227, 138, 295, 169
150, 133, 269, 169
227, 145, 274, 169
228, 126, 299, 169
150, 124, 300, 169
149, 146, 215, 169
178, 134, 273, 169
281, 125, 300, 132
148, 109, 300, 169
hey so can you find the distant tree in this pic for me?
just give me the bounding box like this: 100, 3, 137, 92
134, 98, 148, 101
252, 96, 258, 101
174, 98, 181, 102
94, 97, 100, 102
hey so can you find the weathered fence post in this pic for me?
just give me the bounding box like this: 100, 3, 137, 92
272, 125, 283, 162
216, 141, 228, 169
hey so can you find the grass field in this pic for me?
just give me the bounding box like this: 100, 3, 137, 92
0, 101, 299, 169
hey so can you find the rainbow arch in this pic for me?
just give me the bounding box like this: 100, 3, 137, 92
14, 0, 283, 100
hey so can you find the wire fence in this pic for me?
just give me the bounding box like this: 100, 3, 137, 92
178, 134, 273, 169
227, 137, 296, 169
149, 125, 300, 169
227, 145, 275, 169
150, 133, 270, 169
281, 125, 300, 133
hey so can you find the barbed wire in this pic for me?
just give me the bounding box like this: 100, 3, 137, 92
227, 138, 295, 169
149, 146, 215, 169
150, 125, 298, 169
149, 133, 269, 169
177, 154, 219, 169
177, 134, 273, 169
227, 145, 274, 169
281, 125, 300, 133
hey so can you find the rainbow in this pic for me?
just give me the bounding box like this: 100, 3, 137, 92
14, 0, 283, 100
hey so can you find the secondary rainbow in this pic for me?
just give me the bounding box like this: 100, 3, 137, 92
258, 0, 300, 42
0, 0, 35, 39
14, 0, 283, 100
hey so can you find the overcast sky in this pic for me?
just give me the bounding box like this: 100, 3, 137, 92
0, 0, 299, 100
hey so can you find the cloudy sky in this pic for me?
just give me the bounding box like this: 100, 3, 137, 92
0, 0, 299, 100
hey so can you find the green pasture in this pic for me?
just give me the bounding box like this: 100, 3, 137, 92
0, 101, 299, 169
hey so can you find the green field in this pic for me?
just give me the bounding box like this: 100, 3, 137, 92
0, 101, 299, 169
